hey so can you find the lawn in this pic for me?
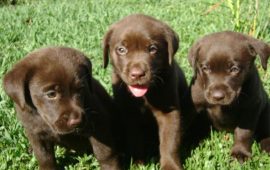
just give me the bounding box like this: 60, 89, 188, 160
0, 0, 270, 169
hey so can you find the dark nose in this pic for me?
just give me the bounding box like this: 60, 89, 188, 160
212, 90, 225, 101
130, 68, 145, 80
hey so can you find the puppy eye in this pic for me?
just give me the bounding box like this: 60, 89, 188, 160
230, 66, 240, 74
46, 90, 57, 99
149, 45, 158, 54
201, 65, 211, 73
116, 46, 127, 55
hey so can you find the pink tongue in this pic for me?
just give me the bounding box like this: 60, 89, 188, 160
128, 85, 148, 97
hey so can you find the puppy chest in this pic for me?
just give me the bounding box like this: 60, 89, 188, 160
207, 106, 238, 131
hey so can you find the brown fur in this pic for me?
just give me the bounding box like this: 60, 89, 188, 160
103, 14, 189, 169
3, 47, 122, 170
188, 31, 270, 163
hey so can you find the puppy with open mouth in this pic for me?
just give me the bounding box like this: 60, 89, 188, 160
3, 47, 122, 170
188, 31, 270, 163
103, 14, 189, 169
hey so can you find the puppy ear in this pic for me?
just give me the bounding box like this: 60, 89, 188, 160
188, 41, 201, 70
81, 56, 93, 91
165, 29, 179, 65
102, 28, 114, 68
248, 38, 270, 70
3, 60, 34, 112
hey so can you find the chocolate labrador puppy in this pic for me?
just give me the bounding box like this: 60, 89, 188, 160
3, 47, 121, 170
188, 31, 270, 162
103, 14, 188, 169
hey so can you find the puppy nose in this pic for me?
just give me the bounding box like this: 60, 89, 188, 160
67, 114, 82, 128
68, 118, 81, 128
212, 91, 225, 101
130, 68, 145, 80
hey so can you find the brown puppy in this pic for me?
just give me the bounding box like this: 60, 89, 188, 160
3, 47, 121, 170
103, 14, 188, 169
188, 31, 270, 162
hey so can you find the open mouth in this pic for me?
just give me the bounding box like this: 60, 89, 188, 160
128, 85, 148, 97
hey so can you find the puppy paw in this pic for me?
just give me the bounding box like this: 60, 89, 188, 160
260, 137, 270, 153
231, 145, 251, 163
134, 160, 145, 165
161, 162, 183, 170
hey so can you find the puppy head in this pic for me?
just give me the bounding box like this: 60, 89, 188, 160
188, 31, 270, 105
3, 47, 92, 134
103, 14, 179, 97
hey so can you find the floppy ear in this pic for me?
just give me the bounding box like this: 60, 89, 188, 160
247, 38, 270, 70
3, 60, 34, 112
82, 57, 93, 92
188, 41, 201, 70
165, 29, 179, 65
102, 28, 114, 68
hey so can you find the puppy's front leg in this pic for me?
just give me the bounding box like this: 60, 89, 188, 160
26, 132, 57, 170
90, 136, 121, 170
154, 110, 182, 170
231, 127, 254, 163
89, 114, 121, 170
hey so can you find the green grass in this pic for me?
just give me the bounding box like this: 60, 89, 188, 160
0, 0, 270, 169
